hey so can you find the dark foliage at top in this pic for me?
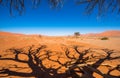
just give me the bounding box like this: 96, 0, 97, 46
0, 0, 120, 16
77, 0, 120, 15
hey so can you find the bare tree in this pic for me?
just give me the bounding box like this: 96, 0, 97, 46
74, 32, 80, 38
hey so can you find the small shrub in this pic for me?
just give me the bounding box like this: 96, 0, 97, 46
101, 37, 109, 40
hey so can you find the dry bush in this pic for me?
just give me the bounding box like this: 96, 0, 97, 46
101, 37, 109, 40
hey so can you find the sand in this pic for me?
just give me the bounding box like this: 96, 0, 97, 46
0, 32, 120, 78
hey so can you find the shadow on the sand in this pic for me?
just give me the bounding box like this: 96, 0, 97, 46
0, 45, 120, 78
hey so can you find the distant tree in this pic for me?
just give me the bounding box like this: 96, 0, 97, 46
0, 0, 120, 16
74, 32, 80, 38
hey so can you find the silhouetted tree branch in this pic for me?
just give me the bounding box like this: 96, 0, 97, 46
0, 0, 120, 16
77, 0, 120, 15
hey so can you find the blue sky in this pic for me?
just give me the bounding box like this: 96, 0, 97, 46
0, 0, 120, 36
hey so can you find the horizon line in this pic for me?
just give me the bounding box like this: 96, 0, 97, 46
0, 30, 120, 36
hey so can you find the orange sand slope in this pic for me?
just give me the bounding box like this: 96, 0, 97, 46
0, 31, 120, 78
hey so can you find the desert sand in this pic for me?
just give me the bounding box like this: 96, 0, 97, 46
0, 31, 120, 78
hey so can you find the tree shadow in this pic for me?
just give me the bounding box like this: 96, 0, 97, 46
0, 45, 120, 78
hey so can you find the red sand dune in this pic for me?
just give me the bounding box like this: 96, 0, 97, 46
1, 30, 120, 37
0, 31, 25, 36
98, 30, 120, 37
82, 30, 120, 37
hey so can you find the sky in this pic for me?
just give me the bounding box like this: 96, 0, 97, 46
0, 0, 120, 36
